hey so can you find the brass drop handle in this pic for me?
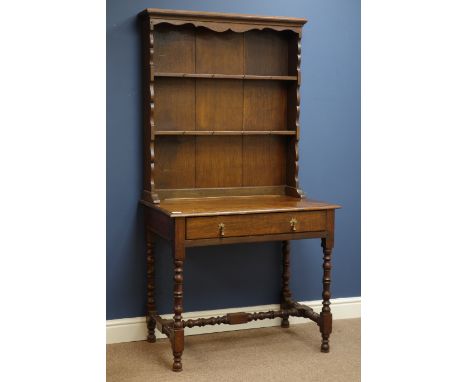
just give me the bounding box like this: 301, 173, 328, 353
290, 218, 298, 232
218, 223, 225, 237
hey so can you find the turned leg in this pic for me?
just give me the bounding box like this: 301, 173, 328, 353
145, 232, 156, 343
171, 219, 185, 372
281, 240, 292, 328
320, 238, 333, 352
172, 257, 184, 371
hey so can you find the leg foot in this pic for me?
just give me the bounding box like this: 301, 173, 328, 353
147, 335, 156, 343
172, 352, 183, 372
281, 317, 290, 328
146, 316, 156, 343
321, 336, 330, 352
171, 328, 184, 372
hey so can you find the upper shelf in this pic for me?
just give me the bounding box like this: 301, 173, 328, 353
153, 72, 297, 81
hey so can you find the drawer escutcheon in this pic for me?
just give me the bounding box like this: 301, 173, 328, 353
290, 218, 298, 231
218, 223, 225, 237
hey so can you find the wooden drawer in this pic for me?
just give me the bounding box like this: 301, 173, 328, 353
186, 211, 327, 240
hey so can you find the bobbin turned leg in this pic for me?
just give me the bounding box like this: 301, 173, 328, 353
171, 219, 185, 372
281, 240, 292, 328
320, 238, 333, 352
172, 257, 184, 371
145, 231, 156, 343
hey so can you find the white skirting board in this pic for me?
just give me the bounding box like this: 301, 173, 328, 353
106, 297, 360, 344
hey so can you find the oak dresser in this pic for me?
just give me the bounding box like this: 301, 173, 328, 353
138, 8, 341, 372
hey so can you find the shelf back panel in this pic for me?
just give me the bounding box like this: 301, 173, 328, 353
243, 81, 288, 131
243, 136, 287, 186
154, 78, 195, 131
153, 24, 297, 76
195, 29, 244, 74
154, 78, 290, 132
195, 136, 243, 188
196, 79, 244, 131
153, 136, 196, 189
153, 136, 289, 190
154, 24, 195, 73
244, 30, 290, 76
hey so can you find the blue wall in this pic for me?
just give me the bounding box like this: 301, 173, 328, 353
107, 0, 360, 320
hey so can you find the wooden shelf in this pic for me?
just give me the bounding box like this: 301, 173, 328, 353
154, 130, 296, 136
153, 72, 297, 81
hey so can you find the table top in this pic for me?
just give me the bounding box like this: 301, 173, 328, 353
142, 195, 341, 217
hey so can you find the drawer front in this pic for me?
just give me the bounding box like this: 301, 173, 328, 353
186, 211, 327, 240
